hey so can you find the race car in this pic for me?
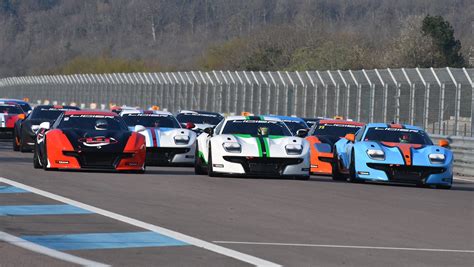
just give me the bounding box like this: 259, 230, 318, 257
13, 105, 80, 152
0, 99, 32, 113
333, 123, 453, 189
306, 119, 364, 175
195, 116, 310, 179
176, 110, 224, 134
120, 109, 197, 166
266, 115, 309, 135
33, 111, 146, 172
0, 102, 26, 139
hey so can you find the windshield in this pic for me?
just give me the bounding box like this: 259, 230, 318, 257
222, 120, 292, 136
58, 114, 128, 131
122, 114, 181, 128
18, 103, 31, 112
30, 107, 78, 120
176, 114, 223, 125
364, 127, 433, 145
281, 120, 308, 135
312, 123, 361, 137
0, 105, 23, 114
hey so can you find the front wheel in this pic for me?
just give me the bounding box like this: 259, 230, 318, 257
207, 146, 217, 177
33, 145, 42, 169
194, 142, 206, 175
435, 184, 452, 190
347, 151, 363, 183
12, 131, 20, 151
332, 148, 346, 181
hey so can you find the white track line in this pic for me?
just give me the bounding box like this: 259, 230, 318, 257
213, 241, 474, 253
0, 231, 109, 267
0, 177, 280, 267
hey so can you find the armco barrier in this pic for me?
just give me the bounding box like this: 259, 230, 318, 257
431, 134, 474, 177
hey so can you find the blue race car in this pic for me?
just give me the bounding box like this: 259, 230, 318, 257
333, 123, 453, 189
266, 115, 309, 136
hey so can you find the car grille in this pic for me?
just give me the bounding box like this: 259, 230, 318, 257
223, 156, 303, 176
367, 163, 445, 183
63, 151, 133, 169
146, 147, 190, 165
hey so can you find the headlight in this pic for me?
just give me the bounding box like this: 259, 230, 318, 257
174, 135, 190, 145
367, 149, 385, 160
429, 153, 445, 164
286, 144, 303, 155
31, 125, 40, 133
223, 142, 241, 153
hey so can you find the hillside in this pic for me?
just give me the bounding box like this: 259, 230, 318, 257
0, 0, 472, 76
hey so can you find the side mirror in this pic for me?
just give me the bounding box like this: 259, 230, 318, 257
203, 127, 214, 136
186, 122, 196, 129
345, 133, 355, 143
438, 139, 449, 148
296, 129, 308, 138
134, 125, 146, 132
39, 122, 50, 130
17, 114, 26, 120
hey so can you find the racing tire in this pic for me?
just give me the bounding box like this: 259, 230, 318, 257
33, 144, 42, 169
294, 175, 310, 181
332, 148, 346, 181
194, 142, 206, 175
20, 135, 32, 153
207, 146, 217, 177
435, 184, 452, 190
348, 151, 363, 183
12, 131, 20, 151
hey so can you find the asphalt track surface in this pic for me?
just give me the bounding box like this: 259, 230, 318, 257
0, 141, 473, 266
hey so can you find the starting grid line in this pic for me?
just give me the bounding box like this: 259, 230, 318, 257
0, 177, 281, 267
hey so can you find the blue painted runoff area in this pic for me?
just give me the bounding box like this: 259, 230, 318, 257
0, 204, 93, 216
0, 186, 29, 193
22, 231, 189, 250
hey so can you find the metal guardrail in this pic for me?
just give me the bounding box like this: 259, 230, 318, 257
0, 68, 473, 136
431, 134, 474, 177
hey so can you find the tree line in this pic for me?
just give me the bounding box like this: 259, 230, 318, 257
0, 0, 471, 76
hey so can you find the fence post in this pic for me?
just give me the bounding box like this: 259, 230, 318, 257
315, 71, 326, 117
276, 72, 286, 115
337, 70, 349, 119
447, 67, 461, 136
304, 71, 316, 117
327, 70, 338, 117
348, 70, 361, 122
401, 68, 415, 125
462, 68, 474, 136
227, 71, 237, 114
251, 72, 261, 114
362, 69, 375, 122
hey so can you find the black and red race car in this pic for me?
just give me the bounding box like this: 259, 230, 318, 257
0, 102, 26, 139
33, 111, 146, 173
13, 105, 80, 152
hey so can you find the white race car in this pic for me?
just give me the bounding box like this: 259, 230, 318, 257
195, 116, 310, 179
120, 109, 197, 166
176, 110, 224, 134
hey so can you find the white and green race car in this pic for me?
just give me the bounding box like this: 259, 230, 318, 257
195, 116, 310, 179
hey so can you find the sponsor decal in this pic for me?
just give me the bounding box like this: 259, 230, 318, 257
78, 136, 118, 148
374, 127, 419, 133
125, 113, 170, 118
69, 115, 115, 119
319, 123, 360, 128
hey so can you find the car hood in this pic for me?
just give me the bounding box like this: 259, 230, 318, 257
61, 129, 131, 153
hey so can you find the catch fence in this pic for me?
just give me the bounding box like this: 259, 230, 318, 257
0, 68, 473, 136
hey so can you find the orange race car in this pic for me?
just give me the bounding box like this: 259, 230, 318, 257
306, 119, 364, 175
